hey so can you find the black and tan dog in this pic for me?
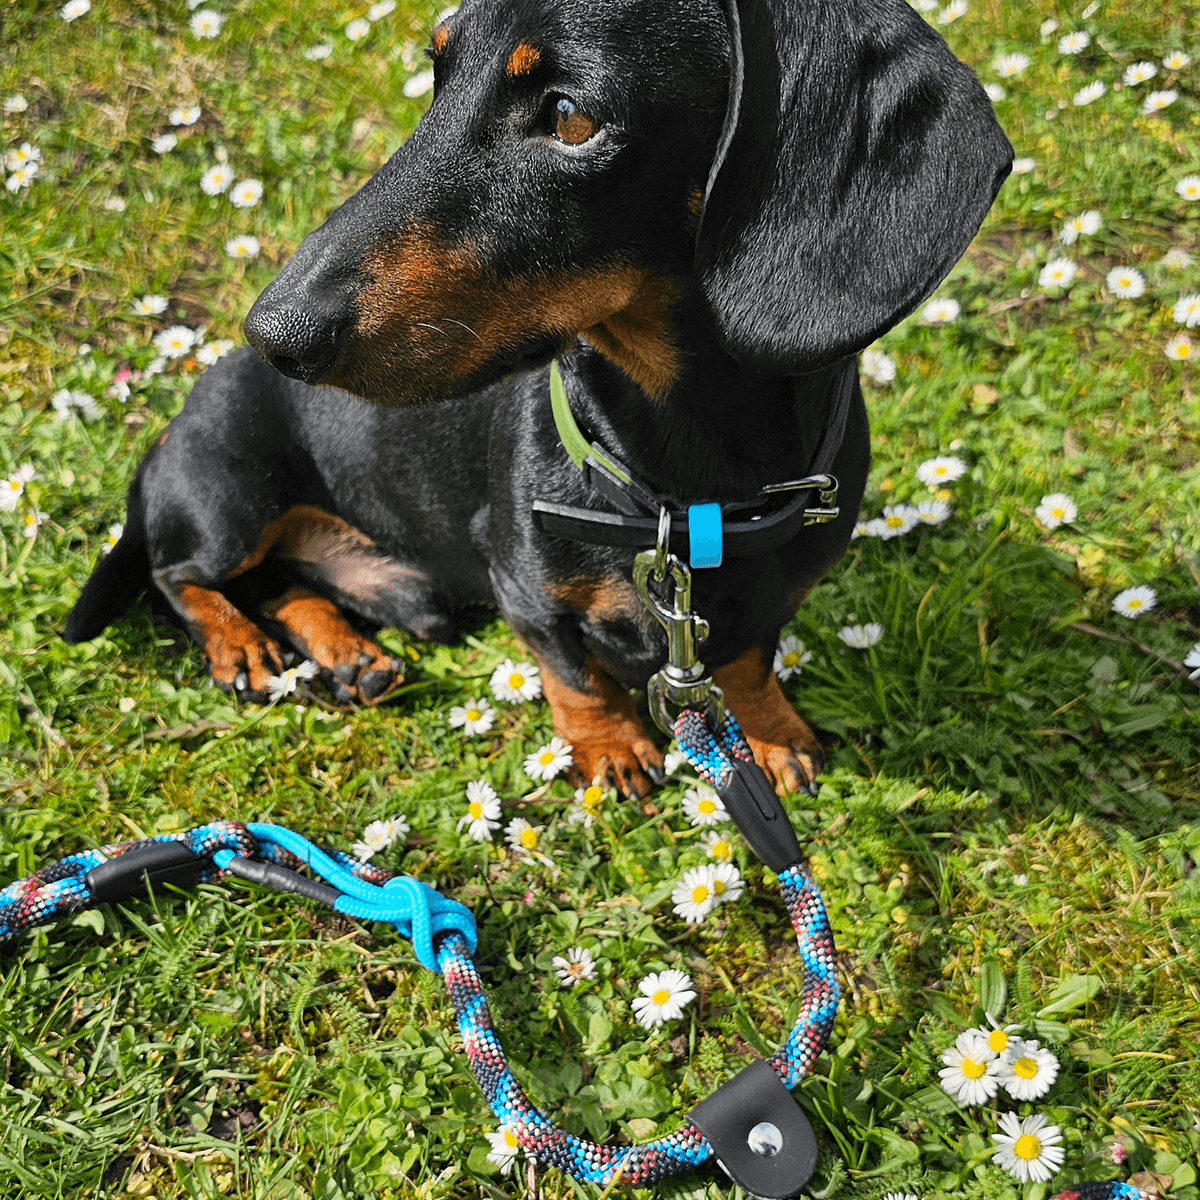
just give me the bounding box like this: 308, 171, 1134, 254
65, 0, 1011, 797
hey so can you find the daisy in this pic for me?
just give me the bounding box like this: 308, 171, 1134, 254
5, 164, 36, 192
0, 463, 37, 512
153, 325, 198, 358
504, 816, 545, 860
1183, 643, 1200, 682
1166, 333, 1194, 360
20, 510, 47, 539
1035, 492, 1076, 528
838, 622, 883, 649
169, 105, 202, 125
1143, 89, 1177, 114
225, 235, 260, 258
682, 785, 728, 827
523, 736, 573, 782
489, 658, 542, 702
911, 0, 936, 10
879, 504, 919, 539
1058, 30, 1090, 55
983, 83, 1005, 103
709, 861, 744, 904
190, 9, 223, 37
1039, 18, 1059, 37
994, 52, 1030, 77
101, 523, 123, 554
938, 1030, 1000, 1105
1122, 61, 1157, 86
200, 164, 234, 195
863, 517, 889, 537
196, 339, 234, 365
570, 783, 605, 826
448, 698, 495, 735
345, 17, 371, 41
1106, 266, 1145, 297
851, 519, 872, 540
1164, 51, 1192, 70
5, 143, 41, 170
230, 178, 263, 208
303, 44, 333, 60
458, 779, 502, 841
61, 0, 89, 19
662, 748, 688, 775
915, 498, 952, 525
485, 1126, 520, 1174
922, 297, 960, 323
151, 133, 177, 154
882, 1194, 921, 1200
975, 1014, 1021, 1056
916, 455, 966, 485
131, 294, 169, 315
351, 814, 409, 861
1177, 177, 1200, 202
1111, 585, 1156, 618
997, 1037, 1059, 1100
103, 195, 127, 212
1038, 258, 1076, 288
4, 95, 28, 114
403, 70, 436, 98
672, 866, 718, 923
631, 968, 696, 1029
368, 0, 395, 17
1173, 294, 1200, 328
992, 1112, 1064, 1183
774, 635, 812, 681
1012, 156, 1035, 173
265, 659, 319, 700
552, 946, 597, 987
860, 347, 896, 384
1072, 80, 1106, 106
936, 0, 966, 25
703, 829, 734, 862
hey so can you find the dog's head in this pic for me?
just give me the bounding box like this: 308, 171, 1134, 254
244, 0, 1011, 403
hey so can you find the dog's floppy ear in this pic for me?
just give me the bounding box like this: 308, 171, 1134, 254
695, 0, 1012, 373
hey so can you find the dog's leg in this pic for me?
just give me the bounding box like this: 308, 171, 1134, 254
714, 644, 824, 795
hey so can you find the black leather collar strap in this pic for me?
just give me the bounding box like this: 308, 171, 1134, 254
532, 358, 856, 564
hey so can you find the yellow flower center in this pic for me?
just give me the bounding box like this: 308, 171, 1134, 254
783, 651, 800, 667
503, 1129, 519, 1150
1014, 1056, 1038, 1079
711, 840, 731, 860
962, 1057, 986, 1080
1179, 343, 1193, 357
1127, 599, 1143, 609
987, 1030, 1008, 1053
466, 708, 481, 721
583, 786, 603, 805
698, 799, 715, 814
886, 515, 903, 528
509, 672, 525, 688
468, 802, 482, 819
539, 750, 555, 765
652, 988, 670, 1005
691, 885, 710, 904
1014, 1134, 1042, 1161
5, 481, 19, 492
1051, 507, 1065, 518
712, 878, 727, 897
520, 828, 538, 849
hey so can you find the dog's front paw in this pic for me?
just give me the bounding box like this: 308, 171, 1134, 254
740, 723, 824, 797
205, 626, 286, 701
567, 726, 665, 800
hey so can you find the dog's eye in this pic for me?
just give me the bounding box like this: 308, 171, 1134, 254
553, 97, 600, 146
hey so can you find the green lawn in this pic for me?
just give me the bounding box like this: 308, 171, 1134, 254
1, 1, 1198, 1198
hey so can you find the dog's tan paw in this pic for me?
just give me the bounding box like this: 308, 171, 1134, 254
205, 626, 285, 700
567, 730, 665, 800
741, 724, 825, 796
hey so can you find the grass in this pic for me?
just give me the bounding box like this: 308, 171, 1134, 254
1, 0, 1199, 1197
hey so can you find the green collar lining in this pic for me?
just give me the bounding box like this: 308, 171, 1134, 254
550, 360, 633, 486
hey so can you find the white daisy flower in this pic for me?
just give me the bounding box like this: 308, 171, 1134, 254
998, 1037, 1059, 1100
864, 517, 890, 538
504, 816, 545, 860
4, 95, 28, 114
485, 1126, 521, 1174
662, 748, 689, 776
552, 946, 597, 987
983, 83, 1006, 103
631, 968, 696, 1029
345, 17, 371, 41
351, 814, 409, 861
0, 464, 37, 512
153, 325, 198, 358
61, 0, 90, 19
1058, 30, 1090, 54
101, 523, 124, 554
50, 388, 99, 420
682, 785, 728, 827
523, 736, 573, 782
5, 164, 37, 192
709, 861, 744, 904
992, 1112, 1064, 1183
1177, 176, 1200, 202
882, 1194, 921, 1200
448, 698, 495, 735
915, 498, 952, 525
851, 519, 872, 540
1038, 257, 1076, 288
994, 52, 1030, 77
916, 455, 967, 485
1143, 89, 1177, 114
458, 779, 502, 841
131, 294, 169, 315
1183, 643, 1200, 682
1111, 585, 1156, 618
169, 105, 202, 126
229, 178, 263, 208
973, 1014, 1022, 1057
1122, 61, 1157, 86
1164, 51, 1192, 70
774, 635, 812, 681
1072, 80, 1106, 106
938, 1030, 1001, 1105
1011, 156, 1035, 173
1173, 294, 1200, 327
570, 783, 605, 826
1060, 210, 1101, 244
1106, 266, 1145, 297
103, 195, 127, 212
879, 504, 920, 539
1035, 492, 1077, 528
838, 622, 883, 649
1165, 333, 1194, 360
265, 659, 319, 701
225, 234, 260, 258
860, 347, 896, 384
1039, 18, 1059, 36
195, 339, 234, 365
151, 133, 177, 154
200, 163, 234, 194
190, 9, 223, 37
5, 143, 41, 170
672, 866, 718, 924
703, 829, 734, 862
922, 297, 960, 323
403, 70, 436, 98
368, 0, 395, 17
488, 658, 542, 702
936, 0, 966, 24
303, 43, 333, 60
911, 0, 936, 11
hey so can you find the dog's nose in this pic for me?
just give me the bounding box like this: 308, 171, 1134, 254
243, 299, 347, 384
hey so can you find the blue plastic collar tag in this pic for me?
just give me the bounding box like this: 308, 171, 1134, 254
688, 502, 723, 568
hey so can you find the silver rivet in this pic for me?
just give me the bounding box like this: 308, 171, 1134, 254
747, 1121, 782, 1157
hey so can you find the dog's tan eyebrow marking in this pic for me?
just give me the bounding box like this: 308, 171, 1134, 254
430, 21, 450, 54
506, 42, 541, 77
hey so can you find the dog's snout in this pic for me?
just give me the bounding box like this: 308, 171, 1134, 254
243, 299, 347, 384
